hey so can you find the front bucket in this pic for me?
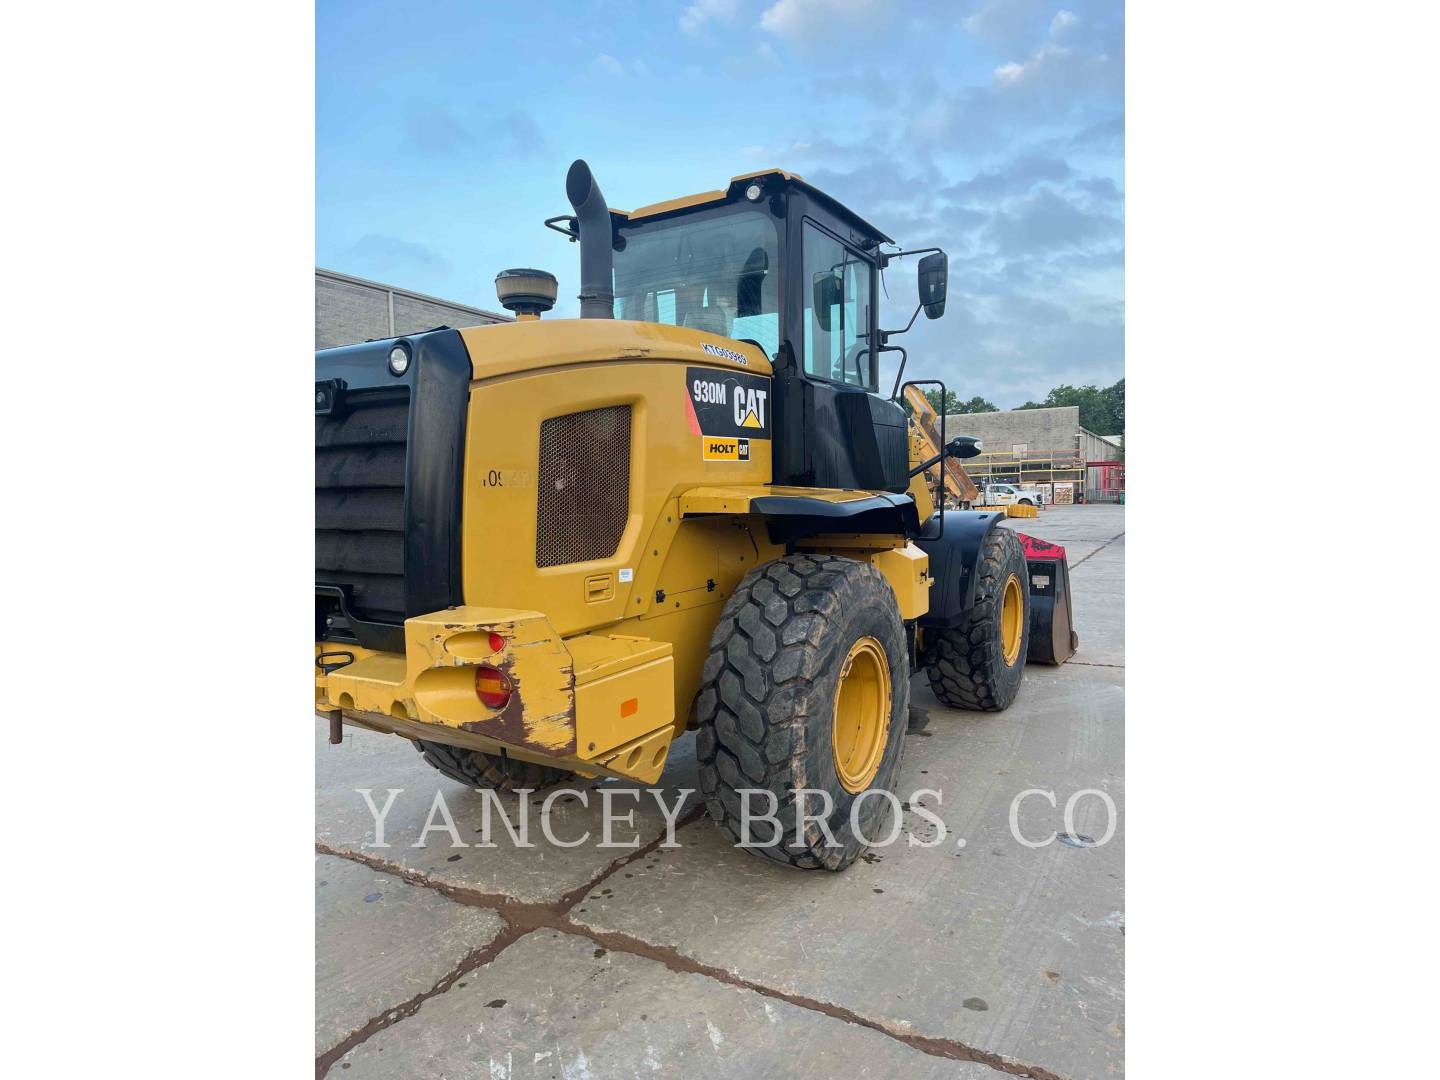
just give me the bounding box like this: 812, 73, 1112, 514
1017, 533, 1078, 665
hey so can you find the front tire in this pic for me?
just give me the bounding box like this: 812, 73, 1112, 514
696, 554, 909, 871
921, 527, 1030, 711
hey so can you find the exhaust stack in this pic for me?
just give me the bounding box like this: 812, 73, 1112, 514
565, 159, 615, 319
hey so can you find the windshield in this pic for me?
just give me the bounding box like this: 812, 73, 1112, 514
612, 208, 780, 357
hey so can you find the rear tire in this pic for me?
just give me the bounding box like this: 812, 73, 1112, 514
696, 554, 909, 872
413, 740, 573, 792
921, 527, 1030, 711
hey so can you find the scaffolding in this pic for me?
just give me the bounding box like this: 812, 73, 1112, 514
966, 448, 1086, 487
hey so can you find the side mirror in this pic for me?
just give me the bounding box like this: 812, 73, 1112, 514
813, 271, 843, 331
945, 434, 981, 460
918, 251, 947, 319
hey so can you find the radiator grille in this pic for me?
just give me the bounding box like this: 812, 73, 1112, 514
536, 405, 632, 568
316, 391, 409, 623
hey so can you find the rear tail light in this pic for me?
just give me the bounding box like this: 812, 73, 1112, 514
474, 665, 512, 710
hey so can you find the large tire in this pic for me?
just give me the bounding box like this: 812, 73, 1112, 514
696, 554, 910, 872
413, 740, 573, 792
921, 526, 1030, 711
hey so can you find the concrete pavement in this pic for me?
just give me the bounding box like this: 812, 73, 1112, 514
316, 504, 1124, 1078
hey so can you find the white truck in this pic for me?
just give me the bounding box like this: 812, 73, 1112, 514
981, 482, 1042, 506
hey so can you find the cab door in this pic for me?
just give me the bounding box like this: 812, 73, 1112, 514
772, 210, 908, 492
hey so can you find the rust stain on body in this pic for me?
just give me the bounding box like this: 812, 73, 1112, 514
458, 654, 577, 756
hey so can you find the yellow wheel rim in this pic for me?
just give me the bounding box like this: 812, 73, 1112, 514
832, 636, 892, 794
1001, 572, 1024, 666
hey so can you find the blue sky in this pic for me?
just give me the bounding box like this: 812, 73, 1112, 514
317, 0, 1123, 407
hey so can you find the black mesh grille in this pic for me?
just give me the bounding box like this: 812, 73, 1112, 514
316, 391, 409, 623
536, 405, 632, 568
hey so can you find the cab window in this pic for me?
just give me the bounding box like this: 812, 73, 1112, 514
802, 221, 874, 387
612, 208, 780, 357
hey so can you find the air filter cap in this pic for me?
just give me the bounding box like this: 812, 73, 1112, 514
495, 268, 558, 317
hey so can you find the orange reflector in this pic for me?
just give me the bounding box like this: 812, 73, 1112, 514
620, 697, 639, 718
474, 665, 512, 709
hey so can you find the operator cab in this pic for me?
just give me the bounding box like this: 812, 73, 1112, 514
551, 164, 948, 495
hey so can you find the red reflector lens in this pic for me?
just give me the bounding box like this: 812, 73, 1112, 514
474, 665, 512, 709
488, 631, 505, 653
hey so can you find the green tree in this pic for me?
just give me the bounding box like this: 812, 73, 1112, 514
1102, 378, 1124, 434
909, 390, 997, 416
951, 394, 999, 414
922, 388, 961, 414
1015, 378, 1124, 435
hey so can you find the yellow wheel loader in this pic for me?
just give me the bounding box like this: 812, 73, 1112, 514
315, 160, 1076, 871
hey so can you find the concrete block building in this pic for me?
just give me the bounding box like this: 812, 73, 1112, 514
316, 268, 509, 350
944, 405, 1124, 503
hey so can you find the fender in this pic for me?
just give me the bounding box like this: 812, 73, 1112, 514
914, 510, 1009, 628
678, 486, 922, 545
751, 491, 921, 543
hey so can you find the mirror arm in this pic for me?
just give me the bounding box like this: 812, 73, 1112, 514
881, 303, 923, 341
908, 451, 946, 479
879, 245, 944, 267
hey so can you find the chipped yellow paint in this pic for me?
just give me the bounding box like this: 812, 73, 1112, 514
316, 605, 687, 779
523, 711, 575, 753
405, 608, 576, 752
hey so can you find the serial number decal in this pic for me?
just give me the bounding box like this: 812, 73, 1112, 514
684, 367, 771, 442
701, 342, 749, 366
479, 468, 534, 488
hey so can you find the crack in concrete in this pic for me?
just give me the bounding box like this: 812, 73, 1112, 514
314, 919, 532, 1078
315, 816, 1070, 1080
1068, 531, 1125, 571
314, 807, 703, 1076
1067, 661, 1125, 669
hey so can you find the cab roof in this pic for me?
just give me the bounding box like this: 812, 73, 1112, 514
612, 169, 894, 246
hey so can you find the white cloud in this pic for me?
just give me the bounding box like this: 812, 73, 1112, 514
759, 0, 892, 42
961, 0, 1048, 49
591, 52, 652, 78
993, 42, 1117, 98
1051, 9, 1079, 36
680, 0, 740, 38
591, 52, 625, 76
995, 59, 1028, 85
